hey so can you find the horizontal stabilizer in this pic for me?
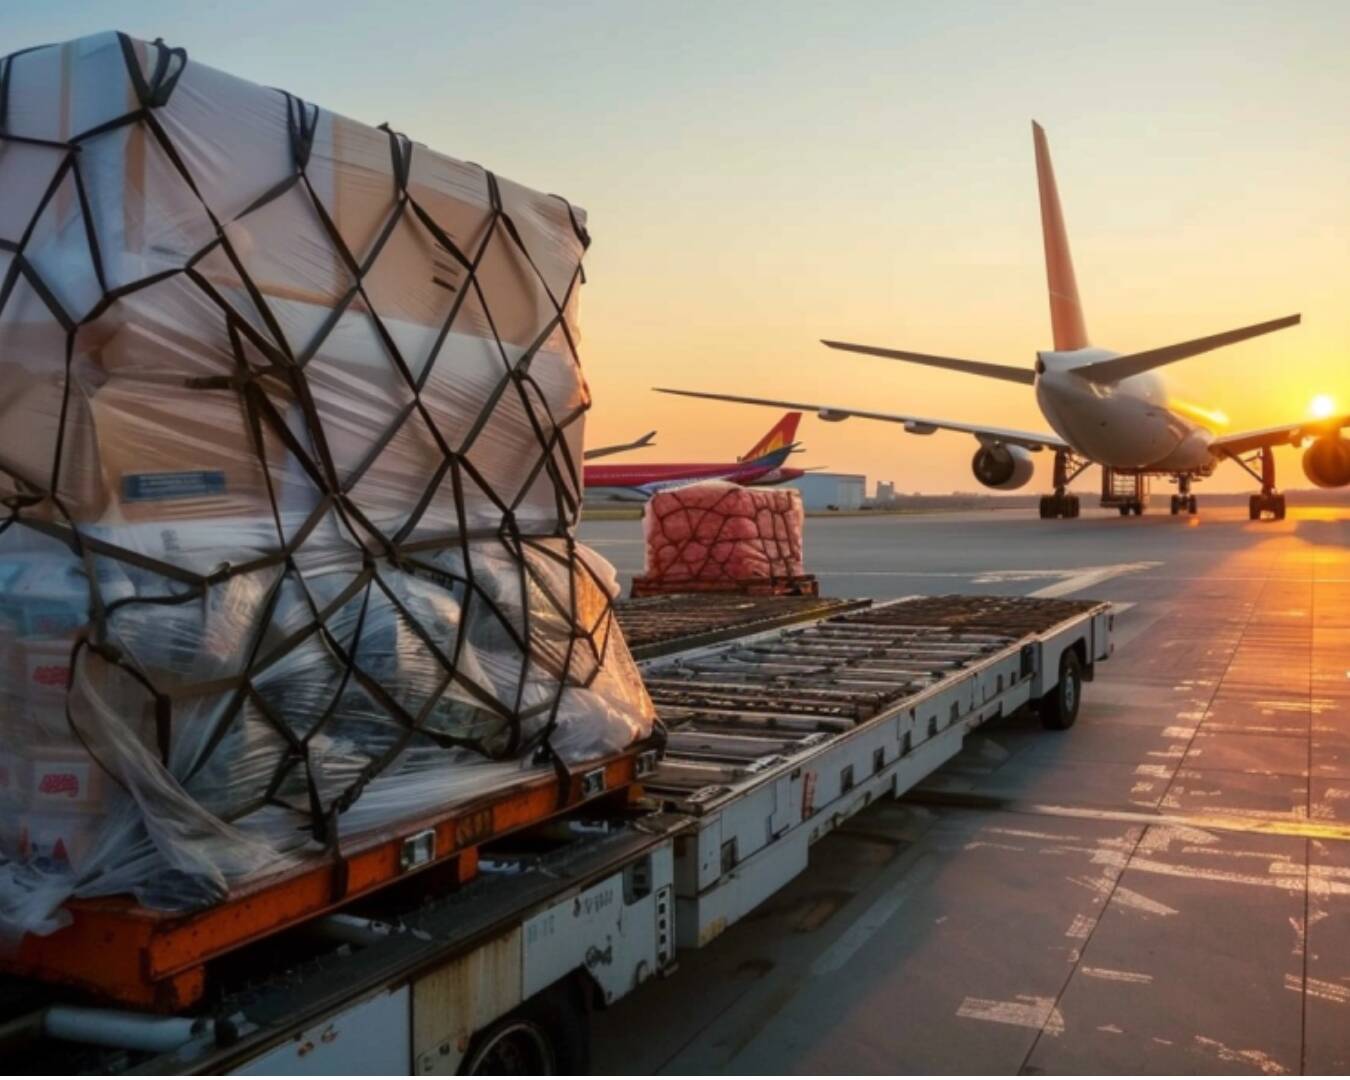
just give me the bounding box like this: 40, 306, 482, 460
821, 340, 1036, 385
1070, 314, 1300, 383
1211, 411, 1350, 456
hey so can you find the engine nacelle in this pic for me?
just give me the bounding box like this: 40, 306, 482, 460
972, 443, 1035, 490
817, 408, 850, 423
1303, 436, 1350, 488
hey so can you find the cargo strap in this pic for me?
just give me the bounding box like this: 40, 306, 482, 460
0, 34, 621, 876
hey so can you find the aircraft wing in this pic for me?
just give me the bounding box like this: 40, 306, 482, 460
583, 430, 657, 460
1210, 413, 1350, 457
653, 388, 1069, 452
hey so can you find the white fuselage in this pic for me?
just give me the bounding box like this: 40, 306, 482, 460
1034, 349, 1215, 472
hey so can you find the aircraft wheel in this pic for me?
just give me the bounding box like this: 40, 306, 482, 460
1038, 495, 1052, 519
1274, 494, 1286, 520
1249, 495, 1260, 520
1067, 495, 1080, 518
1132, 502, 1143, 516
1170, 495, 1179, 515
1187, 495, 1198, 515
1117, 506, 1129, 517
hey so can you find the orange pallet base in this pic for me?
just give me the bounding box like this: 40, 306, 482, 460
630, 574, 819, 599
4, 748, 652, 1011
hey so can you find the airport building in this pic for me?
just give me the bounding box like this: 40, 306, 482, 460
787, 471, 867, 511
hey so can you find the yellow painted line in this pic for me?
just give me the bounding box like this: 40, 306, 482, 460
915, 792, 1350, 842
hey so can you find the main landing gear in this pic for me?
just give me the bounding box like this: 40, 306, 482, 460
1038, 450, 1086, 518
1040, 492, 1080, 518
1246, 446, 1285, 520
1169, 475, 1198, 516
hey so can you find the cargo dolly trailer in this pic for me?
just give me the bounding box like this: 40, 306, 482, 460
0, 594, 1112, 1074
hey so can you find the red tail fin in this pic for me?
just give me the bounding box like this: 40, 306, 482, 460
741, 412, 802, 461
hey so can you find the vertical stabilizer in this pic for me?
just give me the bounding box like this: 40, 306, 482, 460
741, 412, 802, 462
1032, 121, 1090, 351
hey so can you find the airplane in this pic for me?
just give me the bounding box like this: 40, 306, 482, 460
583, 412, 807, 502
656, 122, 1350, 521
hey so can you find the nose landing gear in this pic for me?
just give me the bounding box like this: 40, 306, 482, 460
1169, 476, 1198, 516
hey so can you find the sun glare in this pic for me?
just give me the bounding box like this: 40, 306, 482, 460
1311, 393, 1336, 419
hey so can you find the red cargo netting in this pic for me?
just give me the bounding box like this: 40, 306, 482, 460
633, 481, 814, 596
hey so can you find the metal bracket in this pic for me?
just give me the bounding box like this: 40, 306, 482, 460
635, 749, 659, 778
399, 828, 436, 872
580, 768, 606, 798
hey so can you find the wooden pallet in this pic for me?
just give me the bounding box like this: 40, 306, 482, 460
4, 747, 656, 1010
629, 574, 819, 599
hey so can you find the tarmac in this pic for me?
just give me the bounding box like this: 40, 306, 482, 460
582, 502, 1350, 1074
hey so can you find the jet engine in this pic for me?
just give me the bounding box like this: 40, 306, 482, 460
1303, 436, 1350, 488
972, 444, 1035, 490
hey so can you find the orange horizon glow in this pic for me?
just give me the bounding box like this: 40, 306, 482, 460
7, 3, 1347, 494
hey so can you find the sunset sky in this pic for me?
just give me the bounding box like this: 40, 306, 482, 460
12, 0, 1350, 491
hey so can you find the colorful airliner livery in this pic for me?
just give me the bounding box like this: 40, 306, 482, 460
658, 122, 1350, 521
583, 412, 805, 502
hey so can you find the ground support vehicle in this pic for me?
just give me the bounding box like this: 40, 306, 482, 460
0, 594, 1112, 1074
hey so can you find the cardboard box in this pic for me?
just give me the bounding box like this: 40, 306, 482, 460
18, 811, 102, 871
28, 748, 105, 813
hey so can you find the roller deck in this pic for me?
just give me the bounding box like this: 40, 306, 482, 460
0, 592, 1112, 1073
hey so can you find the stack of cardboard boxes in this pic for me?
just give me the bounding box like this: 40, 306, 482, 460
0, 31, 652, 936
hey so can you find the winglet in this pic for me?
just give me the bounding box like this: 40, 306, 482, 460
1033, 121, 1090, 351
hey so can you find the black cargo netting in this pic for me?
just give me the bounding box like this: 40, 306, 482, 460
0, 33, 648, 878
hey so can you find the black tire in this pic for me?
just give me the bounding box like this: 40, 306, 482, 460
1040, 649, 1083, 731
1118, 506, 1129, 517
1131, 503, 1143, 516
1169, 495, 1179, 515
1249, 494, 1260, 520
1275, 495, 1286, 520
1187, 495, 1197, 515
1039, 495, 1052, 519
460, 979, 590, 1075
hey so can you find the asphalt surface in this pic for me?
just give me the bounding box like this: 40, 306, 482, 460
583, 503, 1350, 1075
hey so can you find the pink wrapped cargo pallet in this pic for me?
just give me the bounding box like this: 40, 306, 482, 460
0, 32, 656, 945
632, 480, 816, 597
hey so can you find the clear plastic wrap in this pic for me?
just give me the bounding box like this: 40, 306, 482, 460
641, 481, 805, 584
0, 32, 655, 942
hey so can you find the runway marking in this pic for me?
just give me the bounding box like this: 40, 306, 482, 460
811, 562, 1160, 598
1081, 966, 1154, 984
1026, 562, 1161, 598
956, 995, 1064, 1037
914, 794, 1350, 843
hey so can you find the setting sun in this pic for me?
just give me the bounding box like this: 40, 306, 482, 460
1311, 393, 1337, 419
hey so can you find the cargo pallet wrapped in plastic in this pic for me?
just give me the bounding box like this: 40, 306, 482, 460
631, 480, 817, 597
0, 32, 658, 1002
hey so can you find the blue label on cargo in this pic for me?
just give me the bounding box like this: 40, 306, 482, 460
121, 470, 227, 502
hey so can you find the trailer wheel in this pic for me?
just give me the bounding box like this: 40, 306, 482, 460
460, 978, 589, 1074
1039, 649, 1082, 730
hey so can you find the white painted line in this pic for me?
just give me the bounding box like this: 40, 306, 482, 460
811, 562, 1160, 598
956, 995, 1064, 1037
1028, 562, 1161, 598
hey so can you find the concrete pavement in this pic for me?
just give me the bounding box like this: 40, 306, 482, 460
586, 504, 1350, 1074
